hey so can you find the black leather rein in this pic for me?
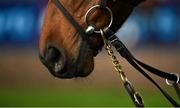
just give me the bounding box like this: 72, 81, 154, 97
52, 0, 180, 107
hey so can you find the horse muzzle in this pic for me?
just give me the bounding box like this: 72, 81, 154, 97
39, 44, 72, 78
39, 43, 94, 79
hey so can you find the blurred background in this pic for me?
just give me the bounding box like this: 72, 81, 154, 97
0, 0, 179, 107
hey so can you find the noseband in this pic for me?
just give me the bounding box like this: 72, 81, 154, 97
52, 0, 180, 107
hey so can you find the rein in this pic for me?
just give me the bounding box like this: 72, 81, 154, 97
52, 0, 180, 107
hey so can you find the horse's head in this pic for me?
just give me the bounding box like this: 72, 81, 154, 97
39, 0, 143, 79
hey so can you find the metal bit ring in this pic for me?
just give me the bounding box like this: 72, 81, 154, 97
85, 5, 113, 33
166, 73, 179, 86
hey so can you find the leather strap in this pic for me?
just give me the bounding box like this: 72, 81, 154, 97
99, 0, 146, 7
133, 58, 180, 83
103, 28, 180, 107
52, 0, 87, 40
52, 0, 90, 74
103, 27, 180, 83
99, 0, 109, 8
173, 83, 180, 99
124, 80, 144, 107
122, 0, 146, 6
52, 0, 179, 106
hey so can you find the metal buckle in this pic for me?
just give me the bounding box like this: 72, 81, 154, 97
85, 5, 113, 34
134, 92, 144, 106
166, 73, 179, 86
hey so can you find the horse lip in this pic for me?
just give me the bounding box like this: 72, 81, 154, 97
74, 70, 90, 77
93, 49, 99, 56
40, 56, 92, 79
39, 53, 83, 79
48, 61, 69, 78
51, 66, 72, 78
39, 52, 67, 77
39, 41, 93, 79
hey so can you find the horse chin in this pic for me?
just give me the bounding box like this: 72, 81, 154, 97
46, 47, 95, 79
39, 36, 101, 79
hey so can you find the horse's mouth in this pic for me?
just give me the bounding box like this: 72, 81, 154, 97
39, 43, 95, 79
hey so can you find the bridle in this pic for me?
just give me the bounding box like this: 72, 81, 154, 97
52, 0, 180, 107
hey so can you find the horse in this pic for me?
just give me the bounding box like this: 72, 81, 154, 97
39, 0, 180, 107
39, 0, 138, 78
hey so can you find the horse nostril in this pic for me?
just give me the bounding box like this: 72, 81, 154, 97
44, 46, 65, 73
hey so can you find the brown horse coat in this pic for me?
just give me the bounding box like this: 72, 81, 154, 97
39, 0, 137, 78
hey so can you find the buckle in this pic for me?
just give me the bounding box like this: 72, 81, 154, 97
166, 73, 179, 86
